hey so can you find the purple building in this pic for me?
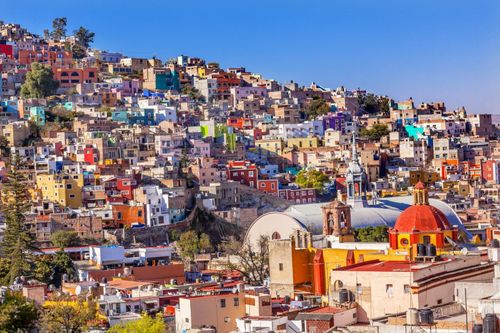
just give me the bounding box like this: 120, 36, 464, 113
322, 112, 350, 132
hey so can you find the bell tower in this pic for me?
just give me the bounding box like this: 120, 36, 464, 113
413, 181, 429, 205
322, 200, 354, 243
345, 132, 368, 208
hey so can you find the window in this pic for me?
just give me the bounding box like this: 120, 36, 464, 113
224, 317, 230, 323
138, 210, 142, 217
185, 318, 189, 323
423, 236, 431, 244
234, 298, 239, 306
279, 263, 283, 271
220, 299, 226, 308
386, 284, 394, 298
437, 299, 442, 305
404, 284, 410, 293
400, 238, 409, 246
356, 283, 362, 294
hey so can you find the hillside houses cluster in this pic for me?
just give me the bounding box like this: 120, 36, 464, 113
0, 20, 499, 332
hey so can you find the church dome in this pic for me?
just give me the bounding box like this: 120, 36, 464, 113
393, 204, 451, 233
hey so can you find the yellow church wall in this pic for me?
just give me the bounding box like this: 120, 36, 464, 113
291, 247, 315, 285
288, 245, 410, 296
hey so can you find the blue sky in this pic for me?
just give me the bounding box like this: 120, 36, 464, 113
2, 0, 499, 114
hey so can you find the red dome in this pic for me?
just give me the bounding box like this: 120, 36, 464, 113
394, 204, 451, 233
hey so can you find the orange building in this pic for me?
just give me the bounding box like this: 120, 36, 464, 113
111, 203, 145, 228
54, 67, 98, 88
18, 48, 73, 67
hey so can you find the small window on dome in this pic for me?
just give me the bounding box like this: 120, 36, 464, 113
400, 238, 409, 246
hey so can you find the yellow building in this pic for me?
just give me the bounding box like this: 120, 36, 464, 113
286, 136, 320, 150
36, 173, 84, 208
255, 138, 284, 156
198, 67, 207, 78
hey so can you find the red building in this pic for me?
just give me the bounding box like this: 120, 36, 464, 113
278, 187, 317, 203
257, 179, 279, 195
0, 43, 13, 59
226, 160, 258, 188
460, 161, 482, 180
103, 175, 140, 203
83, 146, 98, 165
481, 160, 500, 184
210, 72, 240, 100
226, 117, 253, 130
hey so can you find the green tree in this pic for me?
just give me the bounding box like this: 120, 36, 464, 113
0, 155, 36, 284
0, 291, 39, 333
51, 230, 81, 248
378, 96, 390, 116
41, 294, 97, 333
305, 96, 330, 119
295, 169, 330, 193
181, 83, 204, 101
51, 17, 67, 40
0, 258, 11, 283
176, 231, 213, 262
222, 235, 269, 286
20, 62, 59, 98
354, 226, 388, 242
51, 251, 76, 286
359, 123, 390, 141
0, 136, 10, 156
34, 256, 54, 284
358, 94, 379, 114
199, 233, 213, 253
71, 44, 87, 59
108, 313, 167, 333
73, 26, 95, 48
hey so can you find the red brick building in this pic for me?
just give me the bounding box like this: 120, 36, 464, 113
226, 160, 258, 188
278, 187, 317, 204
257, 179, 279, 195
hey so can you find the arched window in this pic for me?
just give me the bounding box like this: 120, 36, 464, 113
71, 72, 79, 77
271, 232, 281, 240
61, 72, 69, 77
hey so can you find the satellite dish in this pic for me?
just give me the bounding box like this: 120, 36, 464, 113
75, 285, 82, 296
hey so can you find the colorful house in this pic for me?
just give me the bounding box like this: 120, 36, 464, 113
29, 106, 46, 126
